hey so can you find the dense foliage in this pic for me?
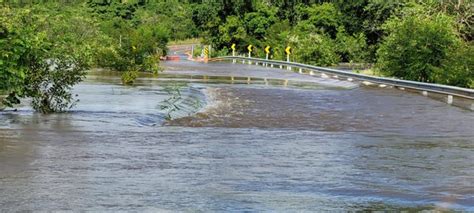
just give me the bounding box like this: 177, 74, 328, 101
195, 0, 472, 87
1, 0, 473, 113
0, 5, 95, 112
376, 5, 472, 87
0, 1, 172, 111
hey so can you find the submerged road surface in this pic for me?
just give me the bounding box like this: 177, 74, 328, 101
0, 58, 473, 211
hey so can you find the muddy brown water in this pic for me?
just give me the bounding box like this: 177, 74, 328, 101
0, 59, 473, 211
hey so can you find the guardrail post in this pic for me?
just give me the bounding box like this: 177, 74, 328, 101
362, 81, 374, 86
447, 95, 453, 104
265, 53, 269, 67
287, 54, 291, 70
219, 56, 474, 107
232, 49, 236, 64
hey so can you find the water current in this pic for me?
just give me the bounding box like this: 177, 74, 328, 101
0, 58, 473, 211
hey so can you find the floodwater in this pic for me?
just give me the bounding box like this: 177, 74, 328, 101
0, 58, 473, 211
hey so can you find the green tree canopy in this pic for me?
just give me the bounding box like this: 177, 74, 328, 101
376, 5, 468, 85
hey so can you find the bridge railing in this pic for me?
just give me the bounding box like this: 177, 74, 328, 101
220, 56, 474, 101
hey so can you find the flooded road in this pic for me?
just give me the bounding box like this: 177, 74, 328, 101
0, 59, 473, 211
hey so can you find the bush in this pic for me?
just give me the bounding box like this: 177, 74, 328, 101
263, 20, 292, 61
213, 47, 229, 58
90, 3, 169, 78
1, 5, 92, 112
94, 22, 166, 75
27, 54, 89, 113
335, 27, 368, 63
0, 7, 30, 100
121, 70, 138, 85
376, 7, 461, 83
218, 16, 248, 49
434, 42, 474, 88
296, 3, 342, 38
294, 33, 340, 66
192, 45, 203, 58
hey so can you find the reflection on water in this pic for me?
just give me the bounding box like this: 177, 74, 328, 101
0, 60, 473, 211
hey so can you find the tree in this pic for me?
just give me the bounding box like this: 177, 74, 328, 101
335, 27, 368, 63
295, 2, 341, 38
218, 16, 248, 50
376, 5, 466, 85
293, 32, 340, 66
0, 7, 31, 106
1, 5, 94, 112
263, 20, 292, 60
434, 41, 474, 88
244, 3, 278, 39
90, 1, 170, 84
421, 0, 473, 41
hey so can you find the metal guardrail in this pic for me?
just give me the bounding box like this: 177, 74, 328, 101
220, 56, 474, 100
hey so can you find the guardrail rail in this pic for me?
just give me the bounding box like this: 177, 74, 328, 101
220, 56, 474, 110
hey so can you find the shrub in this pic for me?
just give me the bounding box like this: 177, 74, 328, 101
1, 6, 92, 112
434, 42, 474, 88
335, 27, 368, 63
297, 3, 342, 38
121, 70, 138, 85
213, 47, 229, 58
294, 33, 340, 66
376, 7, 461, 83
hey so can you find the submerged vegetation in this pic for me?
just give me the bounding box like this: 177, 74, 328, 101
160, 83, 185, 121
0, 0, 472, 112
1, 2, 171, 111
0, 6, 94, 112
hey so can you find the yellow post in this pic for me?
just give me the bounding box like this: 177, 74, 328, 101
285, 46, 292, 70
265, 46, 270, 66
285, 46, 291, 62
203, 46, 209, 63
231, 43, 236, 63
247, 45, 253, 58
